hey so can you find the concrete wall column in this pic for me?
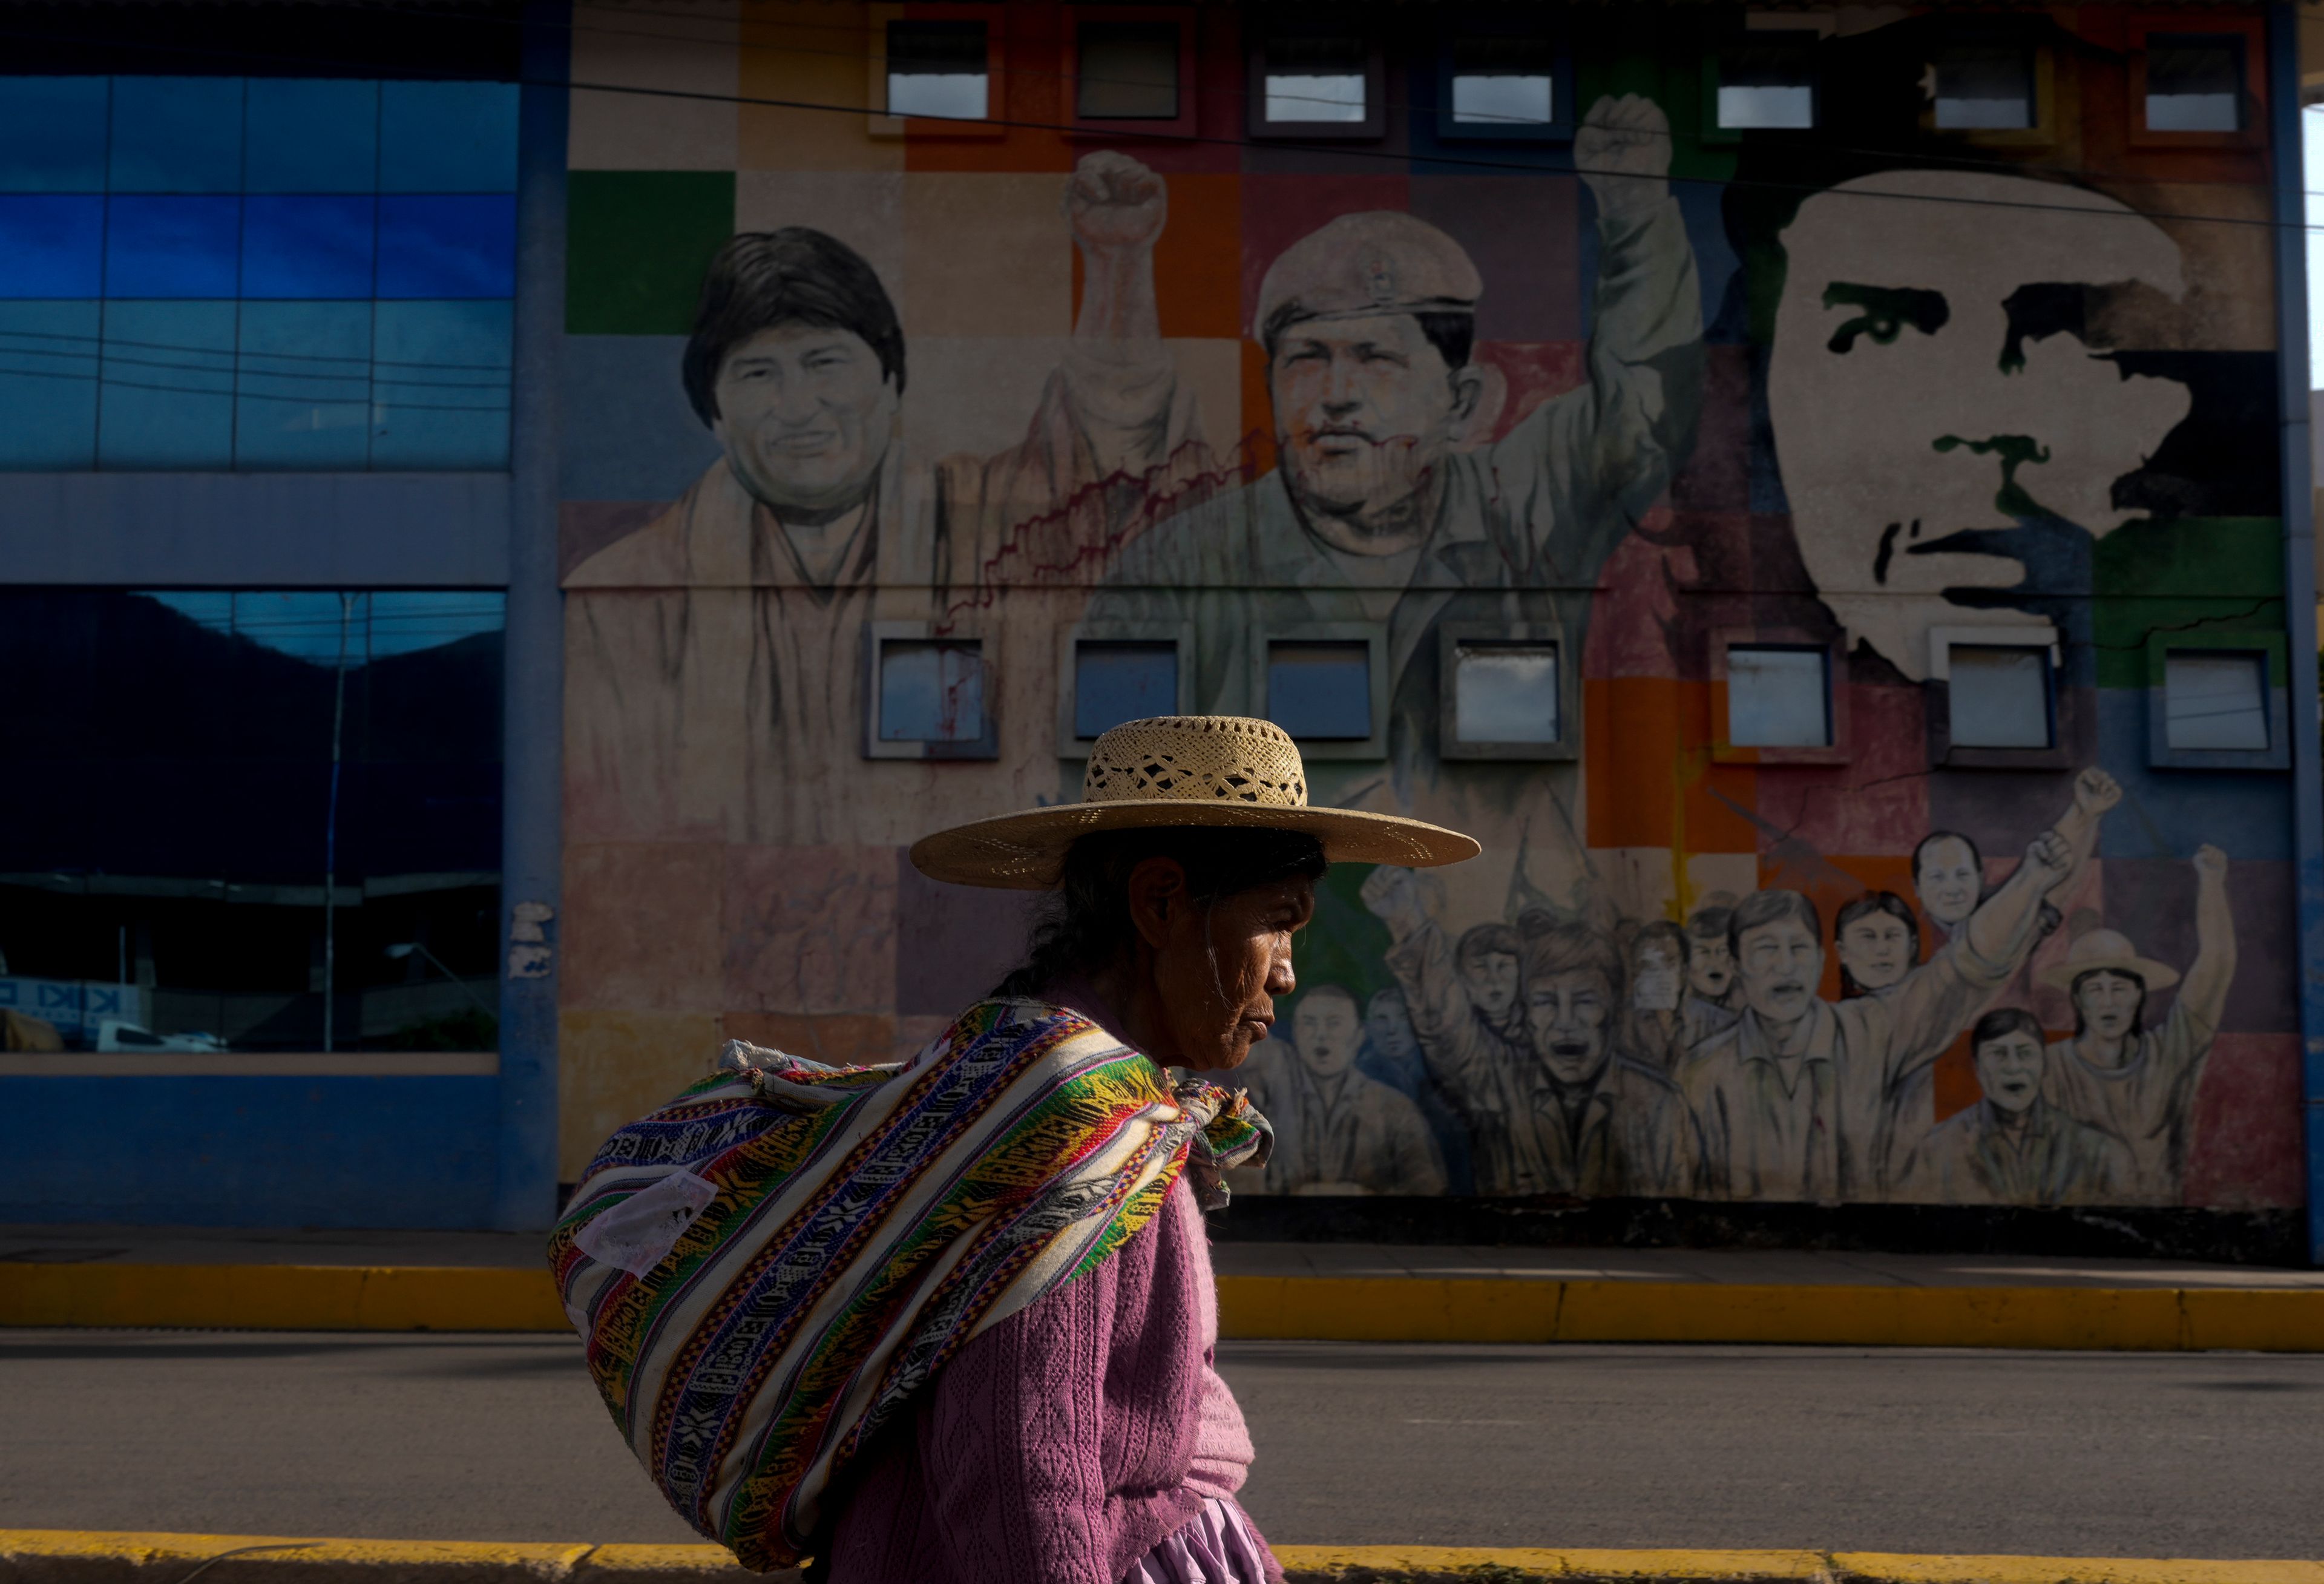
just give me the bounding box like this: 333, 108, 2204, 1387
493, 0, 571, 1231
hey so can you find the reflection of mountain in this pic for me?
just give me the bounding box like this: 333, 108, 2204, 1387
1, 591, 502, 882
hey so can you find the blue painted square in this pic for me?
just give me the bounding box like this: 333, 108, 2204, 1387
0, 196, 104, 298
236, 300, 372, 468
2092, 687, 2293, 861
97, 299, 235, 468
379, 81, 520, 194
0, 301, 99, 466
370, 298, 511, 468
557, 334, 721, 501
110, 77, 244, 194
0, 77, 109, 193
375, 195, 516, 298
245, 79, 380, 194
241, 196, 376, 298
106, 197, 242, 298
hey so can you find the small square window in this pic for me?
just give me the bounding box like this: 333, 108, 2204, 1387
879, 638, 985, 743
887, 20, 989, 122
1078, 21, 1179, 120
2146, 35, 2242, 133
1932, 47, 2034, 130
1075, 640, 1177, 738
1453, 641, 1560, 743
1267, 640, 1371, 740
1449, 36, 1555, 128
1263, 32, 1367, 124
1949, 645, 2052, 748
1727, 646, 1830, 748
2165, 652, 2269, 751
1718, 39, 1815, 130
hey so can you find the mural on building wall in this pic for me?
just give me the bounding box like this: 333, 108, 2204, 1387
555, 4, 2298, 1214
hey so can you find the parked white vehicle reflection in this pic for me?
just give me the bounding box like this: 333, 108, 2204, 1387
96, 1020, 227, 1053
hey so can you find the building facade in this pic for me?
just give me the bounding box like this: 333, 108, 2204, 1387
5, 1, 2320, 1256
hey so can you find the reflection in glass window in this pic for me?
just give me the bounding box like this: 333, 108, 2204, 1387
0, 74, 519, 472
1726, 646, 1830, 748
1718, 38, 1815, 130
2165, 652, 2270, 750
1263, 33, 1367, 123
1949, 645, 2052, 748
1449, 37, 1554, 128
879, 639, 985, 742
1075, 640, 1177, 739
1453, 642, 1560, 743
887, 20, 990, 121
1267, 640, 1371, 740
1079, 21, 1179, 120
2146, 36, 2242, 133
0, 590, 504, 1053
1932, 47, 2034, 130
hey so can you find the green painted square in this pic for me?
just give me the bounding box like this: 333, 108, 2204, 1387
2093, 517, 2286, 688
1574, 18, 1736, 186
1289, 863, 1398, 1022
567, 171, 735, 336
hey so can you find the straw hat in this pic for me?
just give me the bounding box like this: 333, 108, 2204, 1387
2037, 928, 2181, 994
908, 715, 1480, 889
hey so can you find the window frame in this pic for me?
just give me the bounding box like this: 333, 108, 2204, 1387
2127, 14, 2265, 151
1437, 620, 1576, 761
868, 4, 1009, 140
1711, 628, 1850, 765
1246, 14, 1385, 141
1925, 621, 2082, 770
1701, 24, 1822, 145
1252, 621, 1387, 758
1431, 10, 1574, 145
2145, 629, 2289, 771
1056, 620, 1193, 758
1067, 5, 1198, 140
862, 618, 1000, 761
1921, 34, 2058, 149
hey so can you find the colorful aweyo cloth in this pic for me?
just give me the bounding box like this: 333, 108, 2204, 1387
548, 999, 1270, 1574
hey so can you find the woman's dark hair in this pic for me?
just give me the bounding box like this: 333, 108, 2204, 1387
1971, 1005, 2045, 1054
681, 228, 906, 426
989, 826, 1328, 1000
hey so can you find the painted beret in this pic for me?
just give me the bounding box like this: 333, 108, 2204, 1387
1254, 211, 1482, 341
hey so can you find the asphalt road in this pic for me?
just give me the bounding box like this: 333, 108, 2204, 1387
3, 1330, 2321, 1558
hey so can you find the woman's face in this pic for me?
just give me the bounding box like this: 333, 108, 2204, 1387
1147, 872, 1315, 1071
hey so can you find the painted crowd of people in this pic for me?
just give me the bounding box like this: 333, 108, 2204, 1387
1235, 769, 2237, 1209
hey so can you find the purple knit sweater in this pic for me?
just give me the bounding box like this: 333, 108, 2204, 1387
825, 1177, 1282, 1584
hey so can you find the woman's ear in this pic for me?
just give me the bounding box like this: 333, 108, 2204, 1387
1123, 856, 1190, 951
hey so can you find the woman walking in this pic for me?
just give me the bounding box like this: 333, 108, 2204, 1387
553, 717, 1474, 1584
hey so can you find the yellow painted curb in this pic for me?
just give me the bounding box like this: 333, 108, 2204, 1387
6, 1266, 2324, 1350
7, 1534, 2323, 1584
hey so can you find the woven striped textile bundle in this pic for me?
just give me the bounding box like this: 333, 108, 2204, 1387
548, 998, 1268, 1573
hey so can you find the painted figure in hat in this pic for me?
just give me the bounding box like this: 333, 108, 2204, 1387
2039, 844, 2236, 1203
1899, 1007, 2134, 1207
1079, 94, 1702, 910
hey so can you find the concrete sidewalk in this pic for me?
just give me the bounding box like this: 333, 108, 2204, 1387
5, 1224, 2323, 1347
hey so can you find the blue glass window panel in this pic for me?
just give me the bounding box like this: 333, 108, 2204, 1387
379, 82, 519, 193
375, 195, 516, 298
1452, 642, 1560, 743
0, 301, 100, 466
1074, 642, 1177, 738
1267, 640, 1371, 740
370, 299, 511, 468
1948, 645, 2051, 748
235, 300, 371, 468
232, 591, 371, 665
1727, 646, 1831, 748
245, 79, 379, 194
97, 299, 235, 468
0, 196, 105, 297
369, 592, 507, 659
879, 640, 985, 741
0, 78, 110, 193
107, 197, 242, 298
110, 77, 245, 194
241, 196, 375, 298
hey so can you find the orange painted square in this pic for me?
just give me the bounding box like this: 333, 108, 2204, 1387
1069, 173, 1242, 341
1584, 677, 1758, 855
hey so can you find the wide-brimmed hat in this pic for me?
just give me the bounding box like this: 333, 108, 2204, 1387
2037, 928, 2181, 993
908, 715, 1480, 889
